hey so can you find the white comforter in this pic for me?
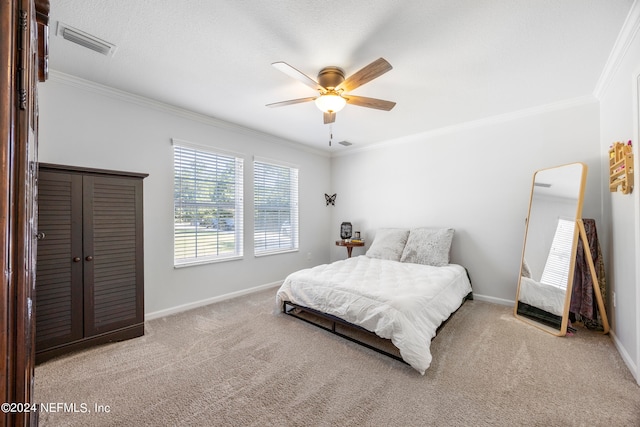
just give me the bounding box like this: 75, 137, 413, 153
518, 276, 566, 317
276, 256, 472, 374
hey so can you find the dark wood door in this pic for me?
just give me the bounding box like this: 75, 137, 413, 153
83, 175, 145, 336
35, 171, 84, 350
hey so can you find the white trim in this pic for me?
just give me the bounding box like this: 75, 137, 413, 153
253, 155, 299, 170
47, 69, 602, 162
145, 281, 282, 321
173, 255, 244, 268
47, 70, 330, 158
612, 329, 639, 382
634, 68, 640, 385
593, 0, 640, 100
171, 138, 246, 159
331, 95, 597, 158
472, 293, 514, 307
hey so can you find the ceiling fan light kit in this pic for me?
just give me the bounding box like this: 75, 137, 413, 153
267, 57, 396, 128
315, 93, 346, 113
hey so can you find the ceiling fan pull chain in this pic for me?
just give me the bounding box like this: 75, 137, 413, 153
329, 124, 333, 146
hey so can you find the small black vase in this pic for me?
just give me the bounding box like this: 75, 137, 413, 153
340, 222, 352, 239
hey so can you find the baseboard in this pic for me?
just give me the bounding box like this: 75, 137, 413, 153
145, 281, 283, 321
610, 329, 639, 384
472, 293, 514, 307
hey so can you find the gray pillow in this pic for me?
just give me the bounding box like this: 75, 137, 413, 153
400, 228, 454, 266
365, 228, 410, 261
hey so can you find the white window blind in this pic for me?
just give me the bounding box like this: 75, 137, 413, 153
254, 160, 298, 255
540, 218, 575, 289
173, 143, 243, 265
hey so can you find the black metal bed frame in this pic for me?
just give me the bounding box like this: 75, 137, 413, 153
282, 291, 474, 365
516, 301, 578, 333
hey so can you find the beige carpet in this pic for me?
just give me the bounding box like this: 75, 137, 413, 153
35, 288, 640, 426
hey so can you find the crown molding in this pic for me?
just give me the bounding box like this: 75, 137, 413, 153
593, 0, 640, 99
332, 95, 598, 158
45, 70, 329, 158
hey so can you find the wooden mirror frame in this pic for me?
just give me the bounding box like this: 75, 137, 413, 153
514, 162, 602, 336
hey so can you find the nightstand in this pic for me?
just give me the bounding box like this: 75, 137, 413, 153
335, 240, 365, 258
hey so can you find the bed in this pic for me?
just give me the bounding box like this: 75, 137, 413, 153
518, 276, 565, 317
515, 259, 569, 329
276, 227, 473, 375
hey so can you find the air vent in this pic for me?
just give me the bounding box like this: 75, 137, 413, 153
56, 22, 117, 57
338, 141, 353, 146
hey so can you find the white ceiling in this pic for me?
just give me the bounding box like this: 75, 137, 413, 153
47, 0, 634, 151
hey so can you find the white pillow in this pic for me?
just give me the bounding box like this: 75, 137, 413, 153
400, 228, 454, 266
365, 228, 410, 261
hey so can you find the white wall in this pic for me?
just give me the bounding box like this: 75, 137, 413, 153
37, 73, 331, 317
597, 1, 640, 381
37, 38, 640, 382
330, 100, 602, 304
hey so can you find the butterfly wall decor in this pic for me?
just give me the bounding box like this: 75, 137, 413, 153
325, 193, 336, 206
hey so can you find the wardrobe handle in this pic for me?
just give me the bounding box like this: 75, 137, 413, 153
73, 257, 81, 262
85, 256, 93, 262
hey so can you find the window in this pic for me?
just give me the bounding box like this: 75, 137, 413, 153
540, 218, 575, 289
173, 141, 243, 266
254, 159, 298, 255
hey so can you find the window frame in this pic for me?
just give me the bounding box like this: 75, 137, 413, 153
253, 157, 299, 257
172, 139, 244, 267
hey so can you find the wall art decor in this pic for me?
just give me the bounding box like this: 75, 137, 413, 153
325, 193, 336, 206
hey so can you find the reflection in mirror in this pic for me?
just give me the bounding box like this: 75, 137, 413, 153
514, 163, 586, 336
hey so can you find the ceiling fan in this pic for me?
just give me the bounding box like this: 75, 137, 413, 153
266, 57, 396, 124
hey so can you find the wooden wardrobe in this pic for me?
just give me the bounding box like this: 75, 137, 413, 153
1, 1, 49, 426
35, 164, 147, 362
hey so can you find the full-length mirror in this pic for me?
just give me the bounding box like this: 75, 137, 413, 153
514, 162, 587, 335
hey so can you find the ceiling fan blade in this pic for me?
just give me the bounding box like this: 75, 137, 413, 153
272, 62, 326, 92
323, 112, 336, 124
336, 58, 392, 92
345, 95, 396, 111
266, 97, 317, 108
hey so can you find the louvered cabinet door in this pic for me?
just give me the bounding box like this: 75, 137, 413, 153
83, 175, 144, 336
35, 171, 84, 351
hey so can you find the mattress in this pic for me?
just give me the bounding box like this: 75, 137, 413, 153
276, 255, 472, 374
